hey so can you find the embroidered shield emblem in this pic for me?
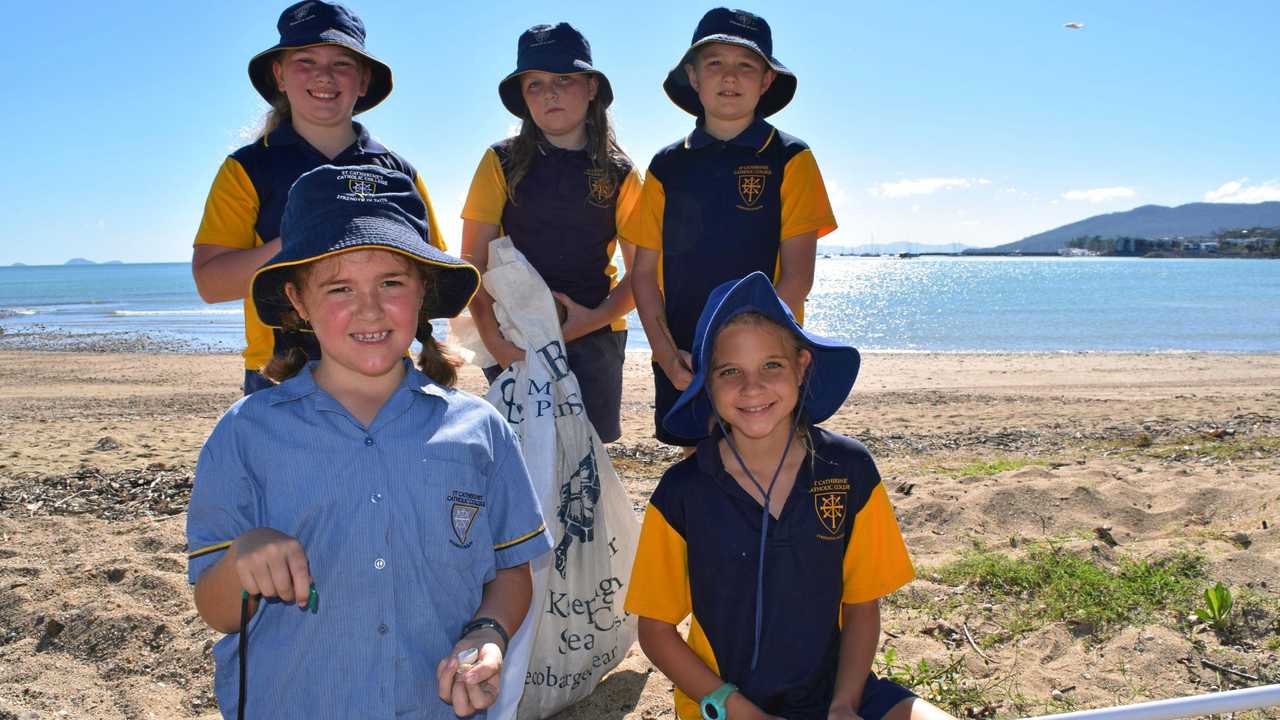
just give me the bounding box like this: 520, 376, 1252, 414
586, 172, 616, 207
349, 179, 376, 197
738, 174, 765, 207
814, 491, 846, 536
451, 503, 480, 545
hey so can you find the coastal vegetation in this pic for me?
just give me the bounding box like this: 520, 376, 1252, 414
1066, 226, 1280, 258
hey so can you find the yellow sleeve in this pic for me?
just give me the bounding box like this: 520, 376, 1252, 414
194, 157, 261, 249
624, 503, 692, 624
459, 148, 508, 227
780, 149, 838, 241
842, 483, 915, 604
619, 171, 665, 252
412, 173, 448, 251
614, 166, 644, 232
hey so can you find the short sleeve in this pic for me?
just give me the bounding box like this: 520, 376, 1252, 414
841, 483, 915, 604
186, 408, 261, 584
460, 148, 509, 227
623, 503, 692, 624
619, 169, 665, 251
780, 149, 837, 241
194, 157, 261, 249
485, 418, 553, 569
614, 166, 643, 232
412, 172, 449, 252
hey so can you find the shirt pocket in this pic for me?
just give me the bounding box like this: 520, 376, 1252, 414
423, 457, 496, 579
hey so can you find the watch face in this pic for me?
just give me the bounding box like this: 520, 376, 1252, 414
702, 701, 723, 720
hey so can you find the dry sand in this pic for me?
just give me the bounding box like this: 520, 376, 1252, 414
0, 350, 1277, 719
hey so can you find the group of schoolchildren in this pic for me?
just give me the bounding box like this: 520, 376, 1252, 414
186, 3, 954, 719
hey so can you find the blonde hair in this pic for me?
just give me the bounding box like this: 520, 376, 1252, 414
260, 255, 463, 387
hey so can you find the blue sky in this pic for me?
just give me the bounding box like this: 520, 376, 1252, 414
3, 1, 1277, 264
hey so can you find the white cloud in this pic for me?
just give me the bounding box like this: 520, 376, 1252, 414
869, 177, 989, 199
1204, 178, 1280, 203
910, 204, 920, 215
1061, 187, 1137, 204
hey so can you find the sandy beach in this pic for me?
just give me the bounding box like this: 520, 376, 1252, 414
0, 349, 1277, 719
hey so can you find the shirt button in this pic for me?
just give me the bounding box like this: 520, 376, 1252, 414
378, 623, 389, 635
374, 558, 386, 570
370, 492, 382, 504
364, 437, 374, 447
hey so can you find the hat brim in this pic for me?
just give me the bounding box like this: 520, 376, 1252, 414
662, 272, 858, 439
251, 223, 480, 343
248, 40, 393, 115
498, 63, 614, 117
662, 37, 796, 118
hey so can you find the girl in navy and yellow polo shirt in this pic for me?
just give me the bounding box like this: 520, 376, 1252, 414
461, 22, 641, 443
626, 273, 954, 720
192, 1, 446, 395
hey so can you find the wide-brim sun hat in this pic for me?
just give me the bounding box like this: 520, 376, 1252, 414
498, 22, 614, 118
663, 7, 797, 118
248, 1, 393, 115
662, 272, 859, 439
251, 165, 479, 343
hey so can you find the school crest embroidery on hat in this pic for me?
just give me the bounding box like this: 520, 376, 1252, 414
585, 169, 616, 208
336, 169, 389, 201
733, 12, 757, 30
290, 2, 316, 25
531, 26, 555, 47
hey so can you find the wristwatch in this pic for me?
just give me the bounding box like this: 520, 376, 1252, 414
700, 682, 737, 720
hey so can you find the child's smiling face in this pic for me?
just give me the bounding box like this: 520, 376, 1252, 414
285, 249, 424, 384
684, 42, 776, 129
272, 45, 370, 130
708, 315, 811, 442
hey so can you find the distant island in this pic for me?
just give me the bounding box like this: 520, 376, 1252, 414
64, 258, 95, 265
974, 201, 1280, 255
819, 241, 974, 256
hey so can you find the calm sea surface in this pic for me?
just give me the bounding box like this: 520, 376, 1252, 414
1, 257, 1277, 353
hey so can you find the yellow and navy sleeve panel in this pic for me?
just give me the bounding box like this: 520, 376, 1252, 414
460, 147, 508, 227
624, 503, 692, 624
841, 469, 915, 604
194, 157, 262, 250
485, 416, 555, 569
412, 172, 448, 252
615, 167, 644, 237
186, 406, 262, 586
779, 145, 838, 241
619, 168, 666, 252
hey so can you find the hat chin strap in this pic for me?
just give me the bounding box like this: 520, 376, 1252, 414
712, 381, 804, 671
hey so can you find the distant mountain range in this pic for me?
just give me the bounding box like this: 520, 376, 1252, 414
819, 241, 975, 255
981, 202, 1280, 254
60, 259, 123, 265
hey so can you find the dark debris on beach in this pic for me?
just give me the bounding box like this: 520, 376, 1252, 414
0, 466, 193, 521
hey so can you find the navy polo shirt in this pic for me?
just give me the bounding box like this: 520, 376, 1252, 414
461, 139, 642, 331
625, 426, 913, 719
621, 117, 836, 350
194, 121, 446, 369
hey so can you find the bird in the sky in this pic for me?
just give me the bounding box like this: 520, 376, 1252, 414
1064, 22, 1085, 29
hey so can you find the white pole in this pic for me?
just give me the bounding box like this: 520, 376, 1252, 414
1023, 684, 1280, 720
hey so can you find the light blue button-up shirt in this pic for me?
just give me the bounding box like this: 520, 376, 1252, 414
187, 361, 552, 719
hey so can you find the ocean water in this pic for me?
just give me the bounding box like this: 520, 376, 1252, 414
1, 257, 1277, 353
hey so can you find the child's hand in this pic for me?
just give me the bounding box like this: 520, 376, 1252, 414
492, 335, 525, 370
827, 706, 863, 720
659, 347, 694, 390
230, 528, 312, 608
551, 292, 599, 343
435, 629, 504, 717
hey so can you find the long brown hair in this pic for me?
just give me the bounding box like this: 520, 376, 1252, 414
260, 255, 463, 387
504, 80, 630, 204
255, 49, 370, 140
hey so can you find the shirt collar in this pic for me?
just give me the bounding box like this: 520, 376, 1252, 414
684, 116, 775, 152
269, 359, 448, 407
263, 121, 388, 156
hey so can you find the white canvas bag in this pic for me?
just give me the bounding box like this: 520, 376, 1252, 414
460, 238, 640, 720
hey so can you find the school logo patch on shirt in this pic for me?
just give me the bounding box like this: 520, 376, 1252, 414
810, 477, 850, 539
734, 164, 772, 211
585, 169, 616, 208
447, 490, 486, 548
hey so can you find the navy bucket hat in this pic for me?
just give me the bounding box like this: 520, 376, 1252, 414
663, 272, 859, 439
248, 1, 393, 114
498, 22, 614, 118
251, 165, 479, 343
664, 7, 797, 118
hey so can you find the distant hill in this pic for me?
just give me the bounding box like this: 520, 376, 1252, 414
9, 262, 27, 267
64, 258, 96, 265
104, 260, 124, 265
980, 202, 1280, 254
820, 241, 974, 255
